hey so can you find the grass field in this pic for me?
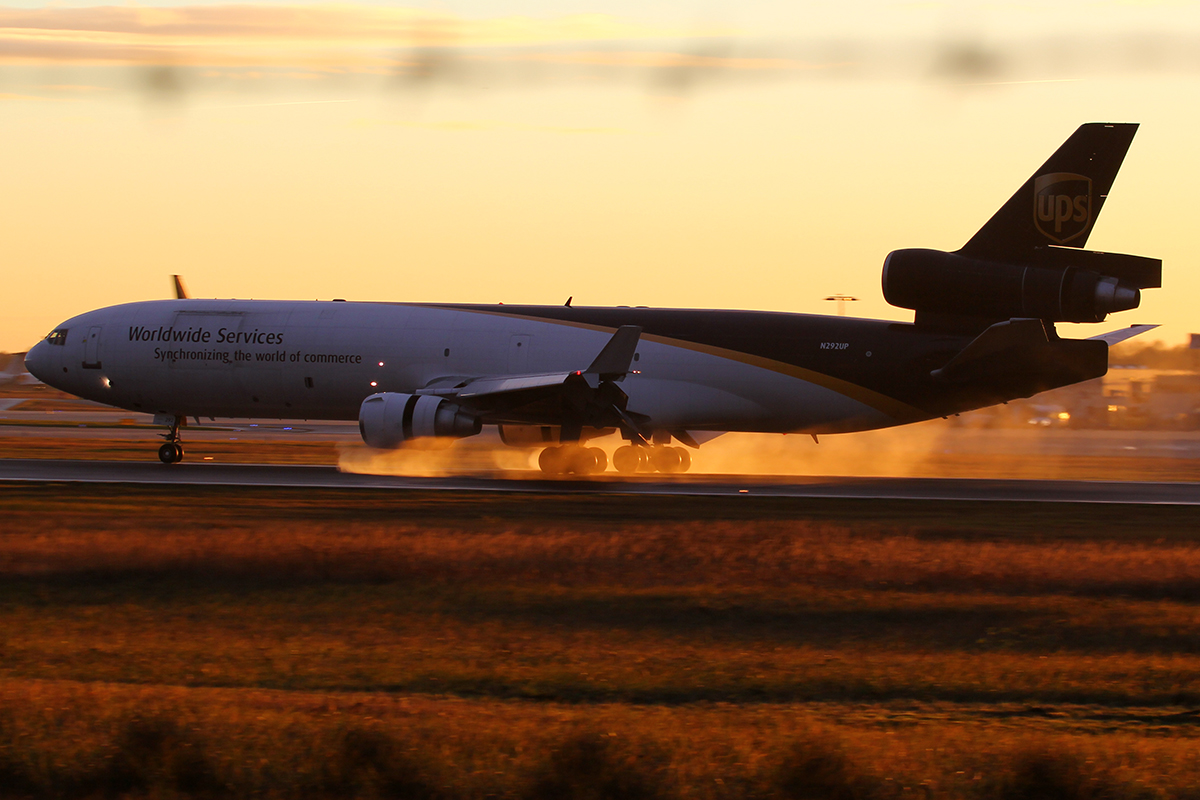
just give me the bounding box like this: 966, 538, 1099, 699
2, 484, 1200, 798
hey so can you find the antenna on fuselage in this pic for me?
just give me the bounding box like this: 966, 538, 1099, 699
172, 275, 191, 300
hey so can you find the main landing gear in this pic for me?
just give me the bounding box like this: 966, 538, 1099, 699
537, 445, 607, 476
157, 415, 185, 464
613, 444, 690, 474
536, 443, 692, 476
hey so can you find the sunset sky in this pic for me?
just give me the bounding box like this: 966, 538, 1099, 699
3, 0, 1200, 353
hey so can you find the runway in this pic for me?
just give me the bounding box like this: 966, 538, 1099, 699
1, 458, 1198, 504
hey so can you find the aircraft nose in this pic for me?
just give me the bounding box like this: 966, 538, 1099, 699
24, 341, 52, 383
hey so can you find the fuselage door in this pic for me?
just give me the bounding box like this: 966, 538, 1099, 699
82, 326, 102, 369
508, 334, 531, 374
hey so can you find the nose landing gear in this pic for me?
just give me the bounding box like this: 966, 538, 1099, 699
156, 415, 185, 464
158, 441, 184, 464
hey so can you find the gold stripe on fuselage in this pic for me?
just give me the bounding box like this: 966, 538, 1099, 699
420, 305, 929, 423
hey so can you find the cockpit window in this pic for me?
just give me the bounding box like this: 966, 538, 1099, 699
46, 329, 68, 346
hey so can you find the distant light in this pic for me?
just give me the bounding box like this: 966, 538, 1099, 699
370, 381, 378, 387
1057, 411, 1070, 421
824, 294, 860, 316
378, 361, 384, 367
101, 377, 111, 388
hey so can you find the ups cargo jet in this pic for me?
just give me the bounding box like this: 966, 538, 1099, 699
24, 123, 1161, 474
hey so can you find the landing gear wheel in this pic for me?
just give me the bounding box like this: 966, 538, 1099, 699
540, 445, 606, 475
588, 447, 607, 474
675, 446, 692, 473
158, 442, 184, 464
563, 446, 596, 475
613, 445, 642, 474
538, 446, 565, 476
157, 415, 185, 464
650, 446, 683, 474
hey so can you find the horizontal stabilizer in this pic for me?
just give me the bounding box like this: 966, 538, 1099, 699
586, 325, 642, 379
1031, 247, 1162, 289
1087, 324, 1159, 346
932, 318, 1050, 381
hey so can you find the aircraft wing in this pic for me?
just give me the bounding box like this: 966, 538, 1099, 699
418, 371, 577, 401
452, 372, 577, 399
1087, 324, 1159, 346
412, 326, 648, 435
420, 325, 643, 400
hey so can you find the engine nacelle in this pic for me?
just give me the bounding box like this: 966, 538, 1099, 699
882, 248, 1141, 323
358, 392, 481, 449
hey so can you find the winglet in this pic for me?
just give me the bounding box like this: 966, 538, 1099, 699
172, 275, 190, 300
585, 326, 642, 379
1087, 324, 1159, 346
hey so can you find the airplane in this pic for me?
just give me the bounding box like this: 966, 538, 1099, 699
24, 122, 1161, 474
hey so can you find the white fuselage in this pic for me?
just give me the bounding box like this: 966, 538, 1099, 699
24, 300, 908, 436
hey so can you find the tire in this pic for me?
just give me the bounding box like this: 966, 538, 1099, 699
613, 446, 640, 474
172, 443, 185, 463
588, 447, 607, 474
675, 446, 691, 473
564, 446, 594, 475
651, 446, 682, 473
538, 446, 564, 475
158, 443, 179, 464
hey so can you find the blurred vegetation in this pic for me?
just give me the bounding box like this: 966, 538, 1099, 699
1109, 341, 1200, 370
0, 485, 1198, 797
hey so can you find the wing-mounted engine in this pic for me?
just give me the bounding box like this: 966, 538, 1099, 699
356, 325, 647, 450
358, 393, 481, 449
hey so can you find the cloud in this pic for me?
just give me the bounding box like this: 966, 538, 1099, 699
351, 117, 630, 135
4, 3, 1200, 99
0, 5, 695, 67
0, 92, 66, 101
500, 49, 816, 72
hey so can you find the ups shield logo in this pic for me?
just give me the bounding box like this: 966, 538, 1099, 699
1034, 172, 1092, 244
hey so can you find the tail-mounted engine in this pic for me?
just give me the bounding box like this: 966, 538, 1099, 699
358, 392, 481, 449
882, 248, 1160, 325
